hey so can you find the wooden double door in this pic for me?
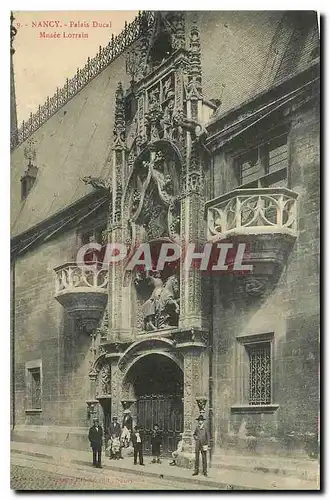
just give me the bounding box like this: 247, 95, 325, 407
136, 394, 183, 456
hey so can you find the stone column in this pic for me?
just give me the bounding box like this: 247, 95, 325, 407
108, 81, 127, 342
181, 347, 206, 452
107, 225, 125, 341
179, 190, 206, 329
109, 359, 122, 419
179, 22, 208, 331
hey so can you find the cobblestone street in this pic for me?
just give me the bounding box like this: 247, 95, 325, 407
11, 456, 218, 491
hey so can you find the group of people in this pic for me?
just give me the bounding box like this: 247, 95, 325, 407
88, 412, 209, 477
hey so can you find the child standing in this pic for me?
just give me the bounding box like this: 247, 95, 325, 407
132, 426, 145, 466
151, 423, 162, 464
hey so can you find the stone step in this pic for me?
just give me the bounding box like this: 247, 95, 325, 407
11, 441, 319, 490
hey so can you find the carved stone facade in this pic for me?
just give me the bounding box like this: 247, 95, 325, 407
82, 13, 319, 462
11, 11, 319, 469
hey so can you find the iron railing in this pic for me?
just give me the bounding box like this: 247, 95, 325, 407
11, 11, 155, 150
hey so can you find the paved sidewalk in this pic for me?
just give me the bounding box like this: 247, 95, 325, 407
11, 441, 319, 490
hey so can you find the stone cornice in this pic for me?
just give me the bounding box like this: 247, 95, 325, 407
206, 61, 320, 153
11, 190, 110, 258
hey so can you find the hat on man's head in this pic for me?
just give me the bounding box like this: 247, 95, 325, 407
123, 409, 131, 414
196, 415, 205, 421
112, 416, 118, 420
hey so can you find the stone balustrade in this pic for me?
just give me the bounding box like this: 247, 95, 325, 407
54, 262, 108, 294
54, 263, 108, 328
206, 188, 298, 241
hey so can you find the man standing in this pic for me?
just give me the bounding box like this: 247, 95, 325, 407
88, 418, 103, 468
131, 425, 145, 466
192, 415, 209, 477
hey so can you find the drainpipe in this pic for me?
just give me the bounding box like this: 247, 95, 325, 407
208, 275, 214, 465
11, 259, 15, 431
208, 156, 215, 464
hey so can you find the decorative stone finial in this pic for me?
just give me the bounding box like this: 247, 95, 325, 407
113, 81, 126, 150
187, 21, 202, 101
24, 138, 37, 167
10, 12, 17, 54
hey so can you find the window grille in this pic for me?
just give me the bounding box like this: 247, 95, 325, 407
246, 342, 271, 405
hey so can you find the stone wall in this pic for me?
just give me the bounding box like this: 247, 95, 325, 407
12, 228, 93, 446
211, 100, 319, 458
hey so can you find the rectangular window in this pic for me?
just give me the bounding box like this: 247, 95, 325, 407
30, 368, 41, 409
25, 360, 42, 412
80, 224, 107, 246
246, 342, 271, 405
236, 129, 289, 188
267, 135, 288, 174
240, 148, 260, 185
234, 333, 276, 411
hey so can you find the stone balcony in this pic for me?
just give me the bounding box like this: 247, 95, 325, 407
205, 187, 299, 278
54, 262, 108, 330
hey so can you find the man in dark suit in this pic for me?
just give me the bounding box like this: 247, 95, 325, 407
88, 418, 103, 468
109, 416, 122, 438
192, 415, 209, 477
131, 425, 145, 466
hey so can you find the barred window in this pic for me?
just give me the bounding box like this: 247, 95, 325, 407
246, 342, 271, 405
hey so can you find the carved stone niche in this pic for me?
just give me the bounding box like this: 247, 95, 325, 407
124, 144, 182, 245
133, 267, 180, 332
95, 363, 111, 398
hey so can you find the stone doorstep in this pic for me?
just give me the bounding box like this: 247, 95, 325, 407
11, 444, 319, 491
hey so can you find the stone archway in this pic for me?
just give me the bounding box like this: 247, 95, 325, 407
122, 352, 184, 455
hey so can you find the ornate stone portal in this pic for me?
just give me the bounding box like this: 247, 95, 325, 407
85, 15, 212, 455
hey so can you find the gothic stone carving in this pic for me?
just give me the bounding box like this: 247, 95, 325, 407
96, 363, 111, 397
141, 273, 180, 331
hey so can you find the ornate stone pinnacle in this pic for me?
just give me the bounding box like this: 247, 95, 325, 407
113, 81, 126, 148
10, 12, 17, 54
115, 82, 125, 128
187, 21, 202, 101
126, 48, 139, 82
24, 139, 37, 166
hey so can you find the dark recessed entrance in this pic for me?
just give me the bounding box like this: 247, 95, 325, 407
127, 354, 183, 455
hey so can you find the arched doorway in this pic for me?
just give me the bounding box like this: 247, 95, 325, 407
125, 353, 183, 455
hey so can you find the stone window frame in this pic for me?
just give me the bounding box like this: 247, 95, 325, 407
25, 359, 43, 414
76, 220, 107, 248
231, 333, 279, 414
234, 125, 290, 190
